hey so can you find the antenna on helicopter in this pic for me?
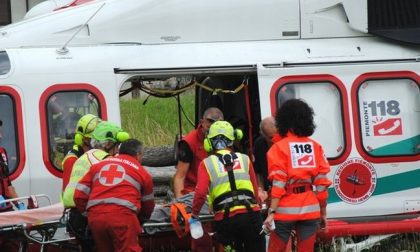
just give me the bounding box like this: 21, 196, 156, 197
56, 3, 106, 55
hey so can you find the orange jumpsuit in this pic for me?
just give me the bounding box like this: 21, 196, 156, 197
267, 132, 331, 252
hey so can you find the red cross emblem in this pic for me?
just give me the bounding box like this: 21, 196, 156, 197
99, 164, 125, 185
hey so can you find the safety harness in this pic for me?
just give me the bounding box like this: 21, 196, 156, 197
169, 152, 259, 237
212, 153, 257, 219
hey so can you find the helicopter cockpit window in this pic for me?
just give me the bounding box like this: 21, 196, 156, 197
357, 78, 420, 156
0, 51, 11, 75
46, 91, 100, 170
0, 94, 19, 174
276, 82, 345, 159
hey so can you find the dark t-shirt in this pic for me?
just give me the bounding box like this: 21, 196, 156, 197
253, 136, 271, 191
177, 140, 193, 163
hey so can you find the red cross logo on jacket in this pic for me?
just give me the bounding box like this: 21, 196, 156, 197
99, 164, 125, 186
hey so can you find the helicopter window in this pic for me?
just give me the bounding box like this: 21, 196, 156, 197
356, 78, 420, 157
0, 93, 19, 174
0, 0, 11, 26
0, 51, 11, 75
46, 91, 100, 171
276, 82, 346, 160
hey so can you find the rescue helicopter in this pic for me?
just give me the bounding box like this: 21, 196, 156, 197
0, 0, 419, 251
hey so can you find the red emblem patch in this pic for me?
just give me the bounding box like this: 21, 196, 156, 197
334, 158, 377, 204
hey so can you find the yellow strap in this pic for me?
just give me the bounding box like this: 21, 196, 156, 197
139, 80, 246, 96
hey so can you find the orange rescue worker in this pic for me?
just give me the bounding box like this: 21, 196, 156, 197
74, 139, 155, 252
192, 121, 265, 252
263, 99, 332, 252
62, 114, 101, 192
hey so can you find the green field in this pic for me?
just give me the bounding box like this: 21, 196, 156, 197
120, 92, 195, 146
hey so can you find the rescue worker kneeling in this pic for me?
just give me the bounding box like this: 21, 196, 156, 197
74, 139, 155, 252
191, 121, 265, 252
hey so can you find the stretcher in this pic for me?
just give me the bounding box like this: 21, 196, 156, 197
0, 195, 77, 252
3, 194, 335, 251
0, 194, 215, 252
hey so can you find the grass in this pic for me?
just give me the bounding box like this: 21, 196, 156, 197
120, 91, 195, 146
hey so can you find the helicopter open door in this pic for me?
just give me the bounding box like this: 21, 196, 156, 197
116, 65, 263, 157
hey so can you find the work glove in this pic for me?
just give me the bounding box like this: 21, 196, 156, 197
0, 195, 6, 208
16, 201, 26, 210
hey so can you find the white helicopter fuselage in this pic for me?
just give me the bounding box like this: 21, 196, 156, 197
0, 0, 419, 241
